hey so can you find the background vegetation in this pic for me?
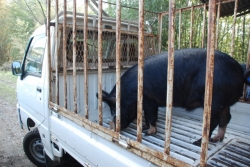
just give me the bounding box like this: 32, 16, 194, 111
0, 71, 17, 101
0, 0, 47, 66
0, 0, 249, 68
105, 0, 250, 63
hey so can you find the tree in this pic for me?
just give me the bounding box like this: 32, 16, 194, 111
0, 0, 12, 66
0, 0, 47, 65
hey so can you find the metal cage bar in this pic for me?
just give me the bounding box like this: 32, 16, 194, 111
136, 0, 145, 143
247, 41, 250, 74
158, 13, 163, 53
55, 0, 59, 105
200, 0, 216, 166
63, 0, 68, 109
215, 2, 221, 50
73, 0, 77, 114
202, 4, 206, 48
84, 0, 89, 119
243, 40, 250, 100
178, 9, 182, 49
115, 0, 121, 132
164, 0, 175, 155
97, 0, 103, 126
190, 6, 194, 48
47, 0, 51, 102
230, 0, 238, 56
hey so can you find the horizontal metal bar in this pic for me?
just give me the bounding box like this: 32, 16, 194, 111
49, 101, 192, 167
161, 0, 236, 16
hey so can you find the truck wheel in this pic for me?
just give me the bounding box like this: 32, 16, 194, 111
23, 128, 46, 167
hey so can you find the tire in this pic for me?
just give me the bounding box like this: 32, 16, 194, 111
23, 128, 46, 167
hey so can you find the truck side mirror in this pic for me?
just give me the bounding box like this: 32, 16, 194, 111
12, 61, 22, 76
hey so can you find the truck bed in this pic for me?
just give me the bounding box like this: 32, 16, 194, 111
102, 106, 250, 167
56, 71, 250, 166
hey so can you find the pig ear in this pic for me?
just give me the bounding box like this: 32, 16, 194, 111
96, 91, 109, 100
96, 90, 115, 104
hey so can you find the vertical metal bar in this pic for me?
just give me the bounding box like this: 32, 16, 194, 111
242, 16, 246, 60
230, 0, 238, 56
243, 40, 250, 101
73, 0, 77, 113
126, 36, 130, 66
158, 13, 162, 53
190, 6, 194, 48
178, 9, 182, 49
200, 0, 216, 166
115, 0, 121, 132
98, 0, 103, 125
247, 40, 250, 72
137, 0, 144, 143
55, 0, 59, 104
202, 4, 206, 48
84, 0, 89, 119
47, 0, 51, 102
215, 2, 221, 50
164, 0, 175, 155
63, 0, 68, 109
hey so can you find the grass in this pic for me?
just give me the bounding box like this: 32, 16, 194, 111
0, 70, 18, 102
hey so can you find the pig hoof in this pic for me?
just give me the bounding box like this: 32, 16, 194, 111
144, 131, 156, 136
142, 125, 149, 132
193, 139, 201, 146
209, 136, 224, 143
144, 126, 157, 136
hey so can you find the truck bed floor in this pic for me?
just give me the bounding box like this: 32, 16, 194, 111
103, 108, 250, 166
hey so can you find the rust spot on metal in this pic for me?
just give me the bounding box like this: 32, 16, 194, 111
49, 102, 119, 139
128, 140, 192, 167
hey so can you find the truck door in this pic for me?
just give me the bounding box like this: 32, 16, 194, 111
17, 33, 47, 119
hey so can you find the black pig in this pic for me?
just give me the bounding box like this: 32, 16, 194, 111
97, 48, 250, 145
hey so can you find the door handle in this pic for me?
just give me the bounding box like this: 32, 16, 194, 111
37, 87, 42, 93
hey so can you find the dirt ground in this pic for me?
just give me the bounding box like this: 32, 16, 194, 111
0, 74, 36, 166
0, 99, 36, 167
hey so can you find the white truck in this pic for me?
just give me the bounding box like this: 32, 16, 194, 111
11, 2, 250, 167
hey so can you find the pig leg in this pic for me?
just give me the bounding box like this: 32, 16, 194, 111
143, 100, 158, 135
210, 107, 231, 143
193, 112, 220, 146
142, 115, 150, 132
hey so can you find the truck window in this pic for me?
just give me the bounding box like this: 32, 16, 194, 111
24, 34, 46, 77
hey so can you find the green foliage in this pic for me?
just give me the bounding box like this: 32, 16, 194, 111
0, 71, 17, 102
105, 0, 250, 63
0, 0, 249, 67
0, 0, 47, 66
